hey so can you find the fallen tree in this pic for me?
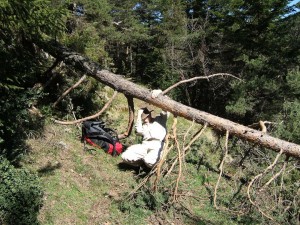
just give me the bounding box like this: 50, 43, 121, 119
36, 39, 300, 159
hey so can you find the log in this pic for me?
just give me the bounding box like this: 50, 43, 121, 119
36, 39, 300, 159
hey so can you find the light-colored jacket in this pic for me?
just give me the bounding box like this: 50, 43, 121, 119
135, 111, 169, 142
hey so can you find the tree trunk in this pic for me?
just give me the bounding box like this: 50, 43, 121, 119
36, 39, 300, 159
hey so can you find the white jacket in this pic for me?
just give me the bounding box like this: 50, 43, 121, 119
135, 111, 169, 142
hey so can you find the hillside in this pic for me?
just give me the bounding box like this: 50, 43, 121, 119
1, 1, 299, 224
20, 90, 234, 225
18, 86, 300, 225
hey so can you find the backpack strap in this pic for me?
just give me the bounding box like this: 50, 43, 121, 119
91, 124, 115, 143
82, 120, 121, 156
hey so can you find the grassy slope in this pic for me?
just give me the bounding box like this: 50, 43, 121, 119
21, 88, 245, 225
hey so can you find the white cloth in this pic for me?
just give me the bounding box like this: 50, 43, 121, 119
121, 140, 163, 168
121, 110, 169, 168
135, 111, 168, 141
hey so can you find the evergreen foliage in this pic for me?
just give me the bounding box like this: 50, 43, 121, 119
0, 0, 300, 223
0, 157, 43, 225
0, 0, 67, 161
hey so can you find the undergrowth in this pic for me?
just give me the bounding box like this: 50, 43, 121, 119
20, 87, 299, 225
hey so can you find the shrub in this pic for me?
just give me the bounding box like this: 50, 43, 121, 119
0, 158, 43, 225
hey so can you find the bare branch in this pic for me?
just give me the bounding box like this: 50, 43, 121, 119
52, 90, 118, 125
248, 120, 278, 131
53, 75, 87, 108
183, 123, 208, 152
118, 95, 135, 139
259, 156, 289, 192
247, 149, 284, 222
153, 133, 170, 192
126, 169, 157, 199
41, 58, 62, 90
172, 116, 182, 202
165, 123, 207, 178
214, 130, 229, 210
162, 73, 242, 95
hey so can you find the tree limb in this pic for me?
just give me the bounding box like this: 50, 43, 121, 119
118, 95, 134, 139
214, 130, 229, 210
247, 149, 284, 222
162, 73, 242, 95
52, 74, 87, 108
35, 39, 300, 160
52, 90, 118, 125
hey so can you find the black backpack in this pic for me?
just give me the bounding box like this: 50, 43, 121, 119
81, 120, 123, 156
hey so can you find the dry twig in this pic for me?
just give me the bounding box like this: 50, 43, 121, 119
162, 73, 242, 95
126, 169, 157, 199
172, 116, 182, 202
153, 133, 170, 192
165, 123, 207, 178
259, 156, 289, 192
247, 149, 284, 222
53, 90, 118, 125
214, 130, 229, 210
53, 75, 87, 108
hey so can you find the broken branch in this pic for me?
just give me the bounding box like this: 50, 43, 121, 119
53, 90, 118, 125
162, 73, 242, 95
52, 75, 87, 108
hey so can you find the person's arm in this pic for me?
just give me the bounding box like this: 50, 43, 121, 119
135, 109, 144, 135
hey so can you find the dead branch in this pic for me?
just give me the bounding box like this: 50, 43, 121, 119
41, 59, 62, 90
162, 73, 242, 95
247, 149, 284, 222
42, 58, 61, 77
159, 144, 175, 176
172, 116, 182, 202
182, 120, 196, 163
248, 120, 277, 132
259, 121, 267, 133
126, 168, 157, 199
259, 156, 289, 192
165, 123, 207, 178
183, 123, 208, 153
36, 39, 300, 159
118, 95, 134, 139
52, 90, 118, 125
212, 131, 246, 215
153, 133, 170, 192
52, 74, 87, 108
214, 130, 229, 210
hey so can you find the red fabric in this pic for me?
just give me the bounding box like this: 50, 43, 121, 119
107, 143, 114, 155
115, 142, 123, 154
107, 142, 123, 155
85, 137, 100, 148
84, 137, 123, 156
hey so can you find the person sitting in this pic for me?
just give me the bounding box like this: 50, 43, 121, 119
121, 90, 169, 168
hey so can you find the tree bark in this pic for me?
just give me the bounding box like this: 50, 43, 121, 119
36, 39, 300, 159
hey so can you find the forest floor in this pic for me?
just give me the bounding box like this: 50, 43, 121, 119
20, 91, 188, 224
23, 121, 151, 224
20, 91, 239, 225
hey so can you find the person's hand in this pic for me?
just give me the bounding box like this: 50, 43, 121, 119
151, 89, 162, 98
137, 109, 144, 117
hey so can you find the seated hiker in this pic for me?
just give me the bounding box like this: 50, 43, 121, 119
121, 90, 169, 168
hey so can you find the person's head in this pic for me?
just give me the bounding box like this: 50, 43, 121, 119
141, 108, 153, 123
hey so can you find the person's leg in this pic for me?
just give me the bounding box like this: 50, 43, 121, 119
121, 144, 147, 167
143, 141, 163, 168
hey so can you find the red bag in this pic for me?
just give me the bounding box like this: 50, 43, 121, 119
82, 121, 123, 156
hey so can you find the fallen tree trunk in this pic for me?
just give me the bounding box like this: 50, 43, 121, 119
37, 39, 300, 159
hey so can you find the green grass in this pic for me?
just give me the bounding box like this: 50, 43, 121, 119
21, 88, 270, 224
23, 112, 152, 224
